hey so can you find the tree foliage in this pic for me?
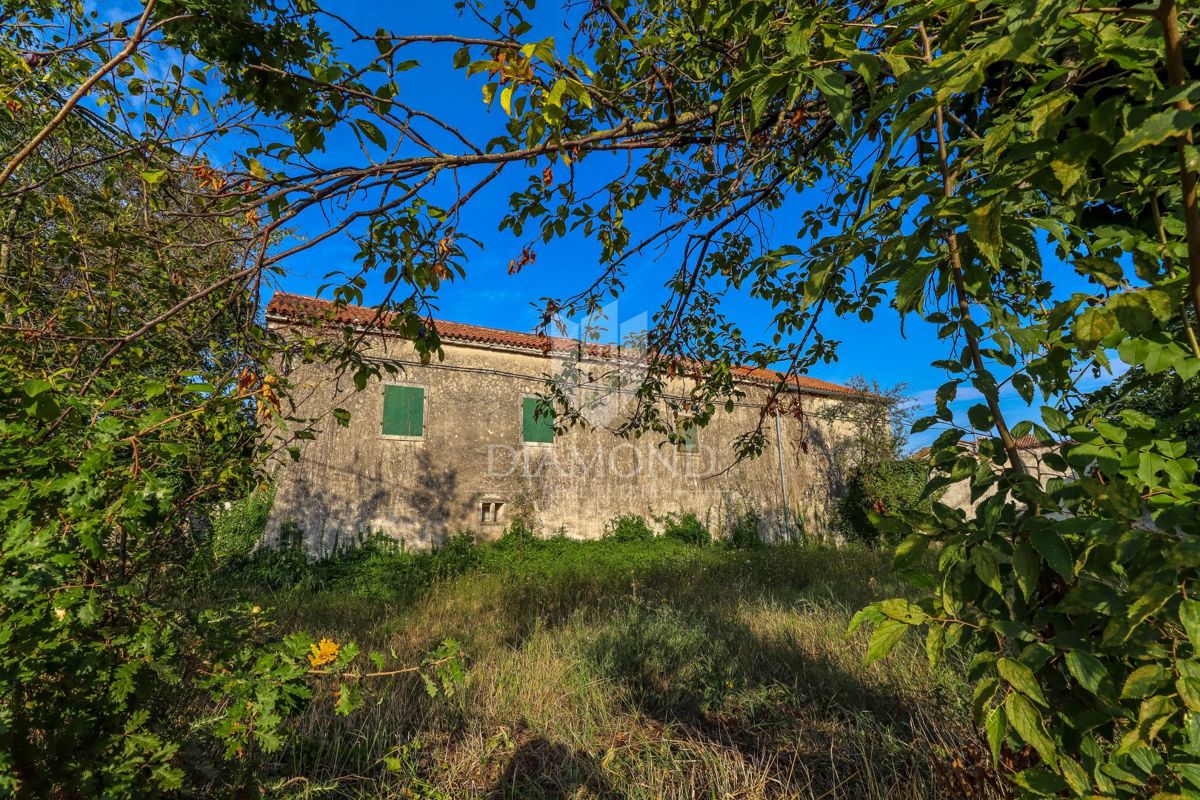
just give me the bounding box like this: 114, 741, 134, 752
3, 0, 1200, 796
1080, 338, 1200, 458
838, 458, 936, 546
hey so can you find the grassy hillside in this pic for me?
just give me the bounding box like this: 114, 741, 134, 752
220, 535, 1002, 799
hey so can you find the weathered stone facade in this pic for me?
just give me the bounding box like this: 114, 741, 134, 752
265, 293, 874, 552
923, 436, 1076, 514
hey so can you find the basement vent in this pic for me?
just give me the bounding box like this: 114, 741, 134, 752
480, 501, 504, 525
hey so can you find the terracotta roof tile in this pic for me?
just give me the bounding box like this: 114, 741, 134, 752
912, 435, 1066, 460
265, 291, 859, 396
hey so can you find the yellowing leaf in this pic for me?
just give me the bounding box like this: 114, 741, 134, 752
967, 201, 1001, 267
1073, 305, 1115, 348
308, 637, 341, 668
1176, 660, 1200, 712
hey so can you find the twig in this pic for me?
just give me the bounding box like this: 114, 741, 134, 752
1158, 0, 1200, 358
917, 22, 1029, 477
0, 1, 165, 188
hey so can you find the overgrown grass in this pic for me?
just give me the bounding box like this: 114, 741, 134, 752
222, 535, 1002, 799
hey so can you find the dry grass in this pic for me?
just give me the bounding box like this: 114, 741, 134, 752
242, 539, 1005, 799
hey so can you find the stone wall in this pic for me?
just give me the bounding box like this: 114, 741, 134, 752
937, 446, 1075, 513
265, 322, 866, 553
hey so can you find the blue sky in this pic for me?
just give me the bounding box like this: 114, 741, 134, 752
219, 0, 1119, 451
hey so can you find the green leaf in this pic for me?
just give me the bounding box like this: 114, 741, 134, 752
1110, 289, 1174, 334
334, 682, 363, 715
1040, 406, 1070, 433
892, 533, 929, 570
1181, 599, 1200, 652
1029, 529, 1073, 579
1073, 256, 1122, 288
22, 378, 52, 397
1112, 109, 1200, 157
967, 403, 992, 430
973, 676, 1000, 724
865, 619, 908, 664
846, 605, 885, 635
985, 705, 1007, 767
141, 169, 167, 184
972, 546, 1003, 596
1122, 664, 1169, 699
1012, 541, 1039, 601
998, 657, 1048, 707
1065, 650, 1109, 696
1012, 767, 1068, 795
810, 68, 851, 132
1006, 692, 1057, 764
356, 119, 387, 149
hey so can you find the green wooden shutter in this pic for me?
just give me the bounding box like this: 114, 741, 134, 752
522, 397, 554, 443
382, 385, 424, 437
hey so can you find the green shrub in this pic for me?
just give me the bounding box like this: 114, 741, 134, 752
434, 530, 481, 577
727, 510, 763, 549
589, 603, 731, 719
209, 484, 275, 563
661, 511, 709, 545
495, 518, 537, 549
604, 513, 655, 542
837, 459, 934, 545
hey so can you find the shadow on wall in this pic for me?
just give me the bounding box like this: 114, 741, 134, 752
268, 448, 461, 555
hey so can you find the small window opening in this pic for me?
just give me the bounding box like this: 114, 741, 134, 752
480, 501, 505, 525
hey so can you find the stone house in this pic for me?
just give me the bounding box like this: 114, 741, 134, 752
913, 435, 1076, 513
264, 292, 878, 552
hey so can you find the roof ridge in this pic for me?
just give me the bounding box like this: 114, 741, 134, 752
265, 291, 862, 397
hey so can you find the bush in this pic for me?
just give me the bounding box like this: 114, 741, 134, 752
220, 529, 489, 603
661, 511, 709, 545
434, 530, 481, 577
494, 518, 537, 549
837, 459, 933, 545
209, 485, 275, 563
727, 510, 763, 549
589, 603, 731, 719
604, 513, 655, 542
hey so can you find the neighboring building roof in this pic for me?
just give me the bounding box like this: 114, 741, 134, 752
910, 434, 1065, 460
265, 291, 862, 397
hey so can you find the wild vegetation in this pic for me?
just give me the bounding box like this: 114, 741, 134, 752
3, 0, 1200, 797
213, 518, 992, 799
